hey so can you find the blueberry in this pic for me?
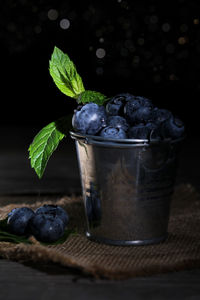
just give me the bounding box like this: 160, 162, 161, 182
29, 214, 65, 243
126, 106, 153, 125
72, 103, 107, 135
107, 116, 129, 132
152, 108, 172, 125
100, 126, 127, 139
106, 93, 135, 116
162, 117, 185, 139
7, 207, 35, 235
128, 123, 156, 139
124, 96, 153, 124
35, 204, 69, 227
8, 208, 18, 219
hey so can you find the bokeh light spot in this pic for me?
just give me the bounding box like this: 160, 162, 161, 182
60, 19, 70, 30
150, 15, 158, 24
47, 9, 58, 21
162, 23, 171, 32
96, 48, 106, 58
178, 36, 187, 45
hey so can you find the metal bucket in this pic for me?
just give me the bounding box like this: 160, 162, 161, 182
70, 131, 183, 246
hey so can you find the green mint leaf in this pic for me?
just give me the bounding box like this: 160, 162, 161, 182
49, 46, 85, 98
77, 90, 108, 105
28, 120, 66, 179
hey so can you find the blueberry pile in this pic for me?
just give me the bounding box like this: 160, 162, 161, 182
7, 205, 69, 243
72, 93, 185, 140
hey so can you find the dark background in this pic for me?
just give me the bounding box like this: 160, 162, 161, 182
1, 0, 200, 136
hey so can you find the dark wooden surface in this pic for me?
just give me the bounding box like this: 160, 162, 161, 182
0, 125, 200, 300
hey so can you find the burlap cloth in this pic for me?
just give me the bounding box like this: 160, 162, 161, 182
0, 183, 200, 280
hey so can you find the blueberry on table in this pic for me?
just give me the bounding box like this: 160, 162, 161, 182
35, 204, 69, 227
106, 93, 135, 116
72, 103, 107, 135
162, 117, 185, 139
107, 116, 129, 132
100, 126, 127, 139
7, 207, 35, 235
29, 214, 65, 243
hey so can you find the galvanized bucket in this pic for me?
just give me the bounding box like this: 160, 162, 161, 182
70, 131, 183, 246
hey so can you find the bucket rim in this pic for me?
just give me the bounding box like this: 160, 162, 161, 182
69, 130, 185, 146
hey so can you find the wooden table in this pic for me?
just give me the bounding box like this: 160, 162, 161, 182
0, 125, 200, 299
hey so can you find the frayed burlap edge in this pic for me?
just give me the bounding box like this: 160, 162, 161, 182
1, 241, 200, 280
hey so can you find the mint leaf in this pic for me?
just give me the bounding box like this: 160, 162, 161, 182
28, 120, 66, 179
49, 46, 85, 98
77, 90, 108, 105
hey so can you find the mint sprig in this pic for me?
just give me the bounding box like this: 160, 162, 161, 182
29, 46, 108, 178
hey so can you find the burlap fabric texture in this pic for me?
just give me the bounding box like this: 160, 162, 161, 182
0, 184, 200, 280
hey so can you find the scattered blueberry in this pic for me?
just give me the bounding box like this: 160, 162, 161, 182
106, 93, 134, 116
7, 207, 35, 235
72, 103, 107, 135
107, 116, 129, 132
35, 204, 69, 227
100, 126, 127, 139
29, 214, 65, 243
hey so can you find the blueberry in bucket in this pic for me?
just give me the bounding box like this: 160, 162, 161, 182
162, 116, 185, 139
127, 106, 153, 125
106, 93, 135, 116
128, 123, 156, 139
152, 108, 172, 125
7, 207, 35, 235
100, 126, 127, 139
107, 116, 129, 132
72, 103, 107, 135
